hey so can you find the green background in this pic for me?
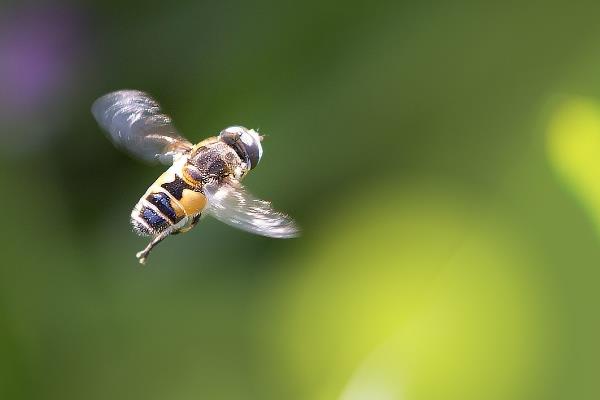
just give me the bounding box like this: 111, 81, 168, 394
1, 1, 599, 399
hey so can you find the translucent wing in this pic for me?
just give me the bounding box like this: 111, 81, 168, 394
203, 179, 300, 238
92, 90, 193, 164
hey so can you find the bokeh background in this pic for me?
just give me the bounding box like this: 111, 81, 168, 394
1, 1, 600, 399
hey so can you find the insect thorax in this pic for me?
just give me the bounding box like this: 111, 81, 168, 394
185, 140, 247, 184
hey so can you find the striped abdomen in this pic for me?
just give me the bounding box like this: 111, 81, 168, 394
131, 158, 207, 236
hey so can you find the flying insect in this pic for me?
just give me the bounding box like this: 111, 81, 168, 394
92, 90, 299, 264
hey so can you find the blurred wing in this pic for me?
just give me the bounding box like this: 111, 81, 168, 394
204, 180, 300, 238
92, 90, 193, 164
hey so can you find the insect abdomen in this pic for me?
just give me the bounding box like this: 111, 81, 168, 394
146, 192, 179, 222
131, 159, 207, 236
131, 190, 182, 236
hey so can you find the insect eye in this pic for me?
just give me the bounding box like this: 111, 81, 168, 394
219, 126, 263, 169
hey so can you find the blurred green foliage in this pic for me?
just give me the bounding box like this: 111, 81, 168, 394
1, 1, 600, 399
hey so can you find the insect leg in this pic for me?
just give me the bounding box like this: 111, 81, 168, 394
136, 229, 172, 265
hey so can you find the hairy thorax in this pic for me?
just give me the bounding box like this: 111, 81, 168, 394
184, 140, 246, 185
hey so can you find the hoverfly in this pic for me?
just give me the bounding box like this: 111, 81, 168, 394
92, 90, 299, 264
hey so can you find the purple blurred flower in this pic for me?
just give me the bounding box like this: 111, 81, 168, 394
0, 4, 83, 115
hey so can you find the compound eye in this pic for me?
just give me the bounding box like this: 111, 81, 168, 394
219, 126, 263, 169
221, 126, 246, 137
239, 130, 262, 169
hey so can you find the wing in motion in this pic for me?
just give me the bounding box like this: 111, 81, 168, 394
203, 179, 300, 239
92, 90, 193, 164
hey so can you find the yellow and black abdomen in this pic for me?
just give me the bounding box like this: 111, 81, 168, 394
131, 158, 207, 236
